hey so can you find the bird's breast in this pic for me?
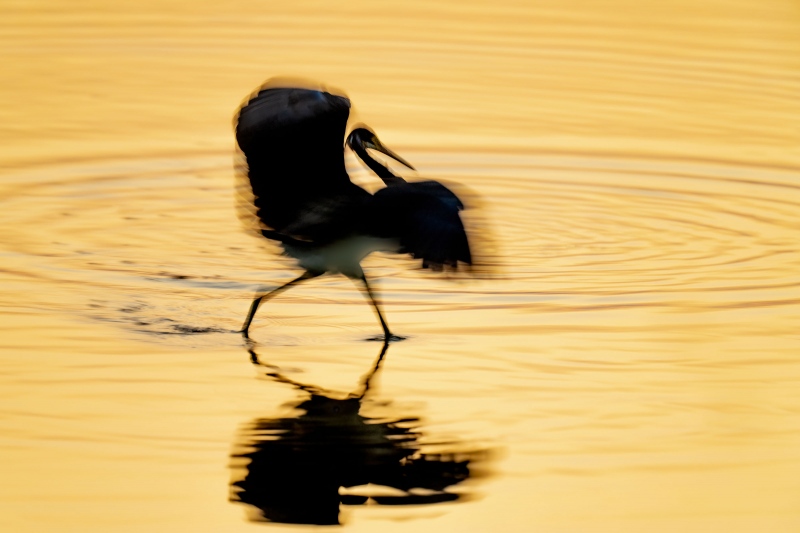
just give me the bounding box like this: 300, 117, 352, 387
282, 236, 400, 279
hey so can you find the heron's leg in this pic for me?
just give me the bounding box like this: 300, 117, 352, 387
241, 270, 320, 338
359, 275, 405, 342
358, 274, 391, 338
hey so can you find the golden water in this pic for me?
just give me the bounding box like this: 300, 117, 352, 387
2, 0, 800, 531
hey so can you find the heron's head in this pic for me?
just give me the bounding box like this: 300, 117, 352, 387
346, 126, 415, 171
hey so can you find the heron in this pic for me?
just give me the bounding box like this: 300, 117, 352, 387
235, 79, 473, 341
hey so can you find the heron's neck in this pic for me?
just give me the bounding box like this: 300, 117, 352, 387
352, 145, 406, 186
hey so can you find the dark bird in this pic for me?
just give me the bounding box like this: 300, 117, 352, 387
234, 79, 473, 340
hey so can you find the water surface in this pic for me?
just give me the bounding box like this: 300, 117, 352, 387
2, 1, 800, 531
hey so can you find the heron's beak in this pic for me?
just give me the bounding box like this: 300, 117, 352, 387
359, 133, 416, 171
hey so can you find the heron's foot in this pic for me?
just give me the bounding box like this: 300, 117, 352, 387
366, 333, 407, 343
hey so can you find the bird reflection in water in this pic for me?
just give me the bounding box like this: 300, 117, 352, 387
229, 341, 490, 525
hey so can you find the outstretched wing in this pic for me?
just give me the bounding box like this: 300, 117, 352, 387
370, 181, 472, 270
234, 80, 369, 242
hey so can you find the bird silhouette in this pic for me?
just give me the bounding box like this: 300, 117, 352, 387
234, 79, 473, 340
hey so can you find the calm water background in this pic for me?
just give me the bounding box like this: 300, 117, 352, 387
2, 0, 800, 531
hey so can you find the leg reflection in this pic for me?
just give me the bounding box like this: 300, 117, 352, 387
230, 341, 491, 525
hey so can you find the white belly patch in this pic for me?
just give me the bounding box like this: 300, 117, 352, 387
282, 236, 400, 278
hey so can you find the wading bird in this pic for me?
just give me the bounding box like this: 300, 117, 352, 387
235, 79, 473, 340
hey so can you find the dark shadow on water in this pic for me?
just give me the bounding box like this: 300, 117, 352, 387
229, 341, 490, 525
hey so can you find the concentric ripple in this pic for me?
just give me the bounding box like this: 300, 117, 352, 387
1, 149, 798, 340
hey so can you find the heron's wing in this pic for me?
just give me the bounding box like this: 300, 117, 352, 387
235, 83, 351, 186
370, 181, 472, 270
234, 82, 360, 240
237, 162, 372, 244
279, 187, 373, 243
